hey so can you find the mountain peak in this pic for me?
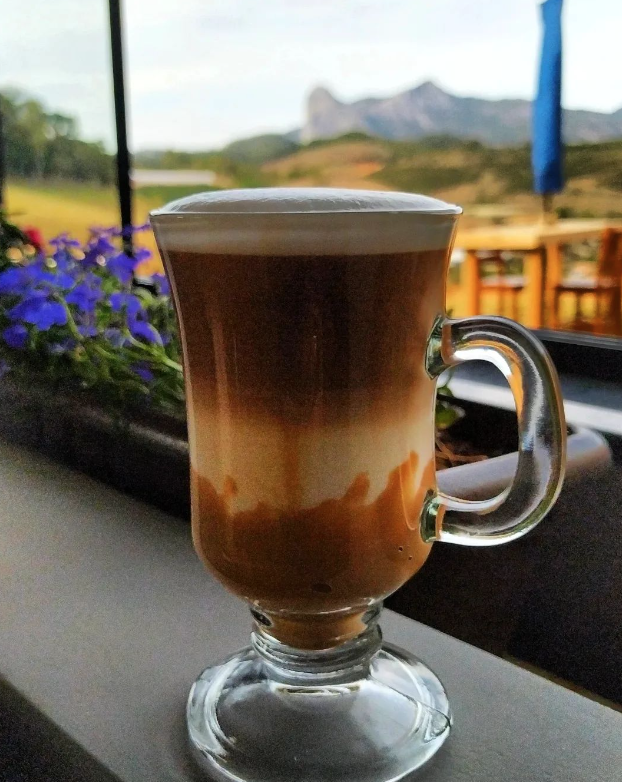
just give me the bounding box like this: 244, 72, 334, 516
302, 81, 622, 145
413, 80, 446, 95
308, 86, 340, 109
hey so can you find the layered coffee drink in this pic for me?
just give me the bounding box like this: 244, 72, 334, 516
153, 188, 458, 648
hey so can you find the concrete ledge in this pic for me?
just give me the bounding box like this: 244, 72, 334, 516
0, 441, 620, 781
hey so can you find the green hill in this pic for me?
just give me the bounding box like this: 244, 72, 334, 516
222, 133, 300, 164
262, 134, 622, 217
135, 133, 622, 219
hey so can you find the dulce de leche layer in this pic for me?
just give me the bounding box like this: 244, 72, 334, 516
192, 451, 435, 647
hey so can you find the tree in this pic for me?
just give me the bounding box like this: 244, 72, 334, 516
0, 90, 113, 184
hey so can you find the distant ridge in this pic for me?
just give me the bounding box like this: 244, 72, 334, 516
300, 81, 622, 145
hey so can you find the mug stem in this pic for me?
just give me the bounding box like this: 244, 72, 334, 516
251, 605, 383, 686
188, 603, 451, 782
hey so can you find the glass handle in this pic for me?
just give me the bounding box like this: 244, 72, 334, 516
423, 315, 566, 546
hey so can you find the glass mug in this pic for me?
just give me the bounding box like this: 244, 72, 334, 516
151, 188, 566, 782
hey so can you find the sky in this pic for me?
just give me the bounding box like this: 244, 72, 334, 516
1, 0, 621, 152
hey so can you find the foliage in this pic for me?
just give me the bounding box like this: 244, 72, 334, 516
483, 145, 533, 194
0, 217, 184, 414
304, 132, 375, 150
0, 90, 114, 185
371, 137, 529, 194
1, 211, 37, 267
134, 132, 622, 208
378, 164, 479, 193
134, 148, 274, 188
222, 134, 301, 164
600, 169, 622, 193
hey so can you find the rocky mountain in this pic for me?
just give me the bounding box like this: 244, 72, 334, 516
301, 81, 622, 146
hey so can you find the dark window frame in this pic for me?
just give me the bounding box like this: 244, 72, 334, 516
536, 330, 622, 384
108, 0, 133, 254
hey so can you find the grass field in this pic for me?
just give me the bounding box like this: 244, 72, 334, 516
4, 181, 211, 277
3, 178, 608, 332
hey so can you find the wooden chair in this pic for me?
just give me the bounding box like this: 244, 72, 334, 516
552, 229, 622, 335
477, 251, 525, 319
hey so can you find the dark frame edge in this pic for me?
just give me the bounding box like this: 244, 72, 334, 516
108, 0, 133, 254
535, 328, 622, 383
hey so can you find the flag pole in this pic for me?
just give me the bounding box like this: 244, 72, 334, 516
108, 0, 133, 256
542, 192, 555, 223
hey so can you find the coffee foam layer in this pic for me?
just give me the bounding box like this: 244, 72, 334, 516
151, 187, 460, 256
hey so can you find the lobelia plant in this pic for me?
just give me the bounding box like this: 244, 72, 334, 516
0, 214, 467, 459
0, 220, 184, 414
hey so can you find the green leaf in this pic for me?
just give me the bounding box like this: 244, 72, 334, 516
435, 401, 463, 430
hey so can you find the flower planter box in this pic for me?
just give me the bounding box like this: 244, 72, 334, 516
0, 382, 608, 520
0, 379, 190, 519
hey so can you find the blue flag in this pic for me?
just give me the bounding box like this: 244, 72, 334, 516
532, 0, 564, 194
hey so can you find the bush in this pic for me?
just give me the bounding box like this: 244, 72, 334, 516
600, 170, 622, 192
376, 164, 479, 192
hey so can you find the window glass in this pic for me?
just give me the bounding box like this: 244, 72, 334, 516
131, 0, 621, 336
0, 0, 118, 246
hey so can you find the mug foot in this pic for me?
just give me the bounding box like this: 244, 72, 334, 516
187, 641, 451, 782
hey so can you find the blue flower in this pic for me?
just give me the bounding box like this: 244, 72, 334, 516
49, 271, 75, 291
132, 362, 154, 382
0, 359, 10, 378
82, 232, 117, 268
133, 246, 151, 262
116, 222, 149, 235
91, 233, 116, 254
128, 317, 162, 345
22, 263, 50, 285
104, 328, 129, 348
7, 291, 48, 320
50, 233, 81, 249
28, 264, 75, 290
3, 324, 29, 349
77, 324, 98, 338
9, 296, 68, 331
119, 227, 151, 243
66, 281, 104, 313
51, 248, 73, 271
109, 292, 142, 316
0, 267, 30, 295
152, 273, 170, 296
107, 252, 139, 284
81, 251, 99, 270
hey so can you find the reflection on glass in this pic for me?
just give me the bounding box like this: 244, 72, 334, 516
447, 226, 622, 338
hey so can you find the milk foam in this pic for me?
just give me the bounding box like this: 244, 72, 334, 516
151, 188, 460, 256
